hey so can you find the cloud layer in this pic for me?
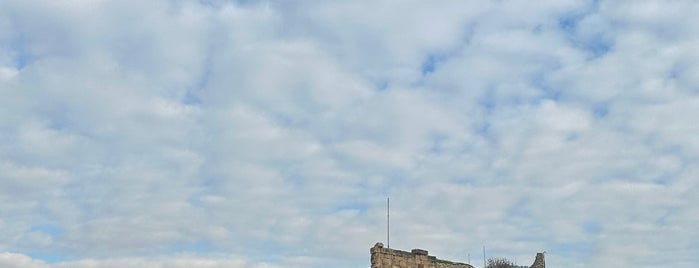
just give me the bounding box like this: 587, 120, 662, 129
1, 0, 698, 267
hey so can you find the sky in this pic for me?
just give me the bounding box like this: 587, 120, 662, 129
1, 0, 698, 267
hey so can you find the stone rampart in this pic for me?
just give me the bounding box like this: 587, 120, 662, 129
370, 242, 474, 268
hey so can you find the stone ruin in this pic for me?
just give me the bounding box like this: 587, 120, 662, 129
370, 242, 546, 268
370, 242, 474, 268
529, 252, 545, 268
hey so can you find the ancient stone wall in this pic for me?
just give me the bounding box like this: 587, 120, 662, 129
370, 242, 474, 268
529, 253, 545, 268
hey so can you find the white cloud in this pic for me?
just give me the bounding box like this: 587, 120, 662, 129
1, 0, 699, 268
0, 253, 47, 268
0, 252, 277, 268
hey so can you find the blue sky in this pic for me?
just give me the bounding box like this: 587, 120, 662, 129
1, 0, 698, 267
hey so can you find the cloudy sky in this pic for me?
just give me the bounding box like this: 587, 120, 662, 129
1, 0, 698, 267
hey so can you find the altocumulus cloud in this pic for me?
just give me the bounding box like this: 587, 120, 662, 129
1, 0, 698, 267
0, 252, 277, 268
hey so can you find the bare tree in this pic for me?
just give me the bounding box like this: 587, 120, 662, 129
486, 257, 515, 268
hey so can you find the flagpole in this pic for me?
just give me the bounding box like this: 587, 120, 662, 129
387, 197, 390, 248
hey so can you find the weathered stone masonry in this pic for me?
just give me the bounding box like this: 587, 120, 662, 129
370, 242, 474, 268
529, 252, 545, 268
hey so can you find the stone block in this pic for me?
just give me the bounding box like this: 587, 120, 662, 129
412, 249, 429, 255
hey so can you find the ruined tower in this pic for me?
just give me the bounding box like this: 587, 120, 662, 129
529, 252, 545, 268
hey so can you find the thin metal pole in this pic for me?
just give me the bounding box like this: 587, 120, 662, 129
483, 246, 486, 268
387, 197, 390, 248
